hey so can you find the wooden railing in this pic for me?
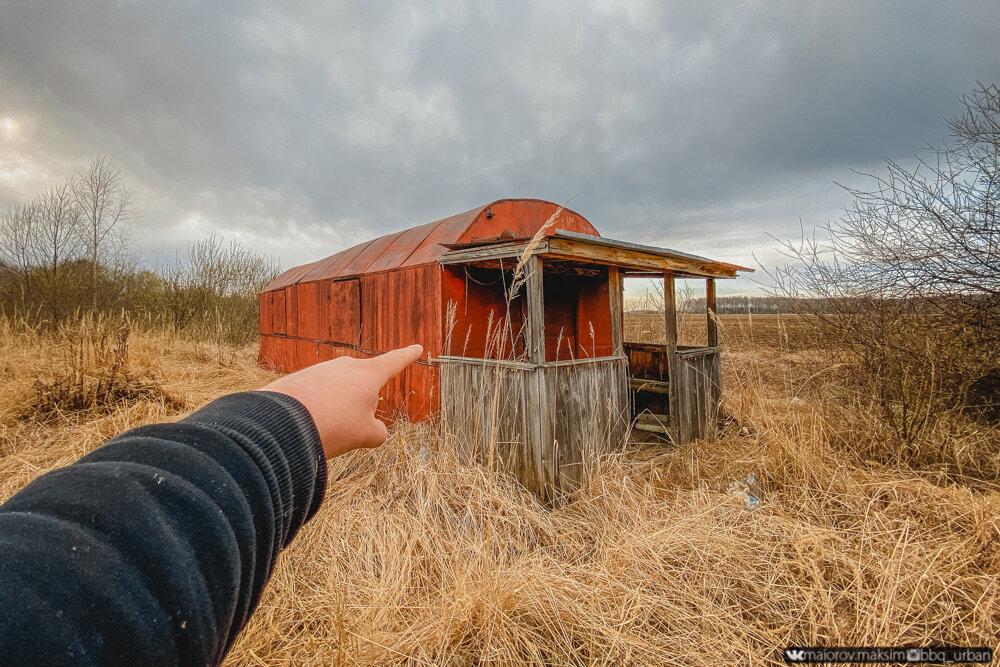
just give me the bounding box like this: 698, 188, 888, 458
623, 342, 722, 444
673, 346, 721, 443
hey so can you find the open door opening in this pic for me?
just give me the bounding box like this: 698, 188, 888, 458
622, 274, 721, 442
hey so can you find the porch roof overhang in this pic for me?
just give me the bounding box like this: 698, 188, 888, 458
439, 229, 754, 279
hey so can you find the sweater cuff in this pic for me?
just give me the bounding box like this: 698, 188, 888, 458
182, 391, 328, 547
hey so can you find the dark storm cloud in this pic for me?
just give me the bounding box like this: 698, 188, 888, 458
1, 1, 998, 291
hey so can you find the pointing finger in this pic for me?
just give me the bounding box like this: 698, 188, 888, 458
368, 344, 423, 384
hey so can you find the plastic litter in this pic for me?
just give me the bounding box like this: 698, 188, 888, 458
728, 473, 763, 510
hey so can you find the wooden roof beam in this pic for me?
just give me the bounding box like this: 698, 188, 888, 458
439, 231, 754, 279
544, 237, 740, 279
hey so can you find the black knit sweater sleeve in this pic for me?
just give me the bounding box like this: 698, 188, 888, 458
0, 390, 327, 666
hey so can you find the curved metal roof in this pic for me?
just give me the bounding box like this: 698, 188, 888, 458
263, 198, 599, 291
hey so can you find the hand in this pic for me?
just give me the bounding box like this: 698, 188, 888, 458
263, 344, 423, 459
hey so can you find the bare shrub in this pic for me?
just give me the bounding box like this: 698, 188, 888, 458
774, 82, 1000, 451
27, 315, 182, 421
31, 184, 86, 320
0, 202, 39, 307
0, 157, 134, 319
160, 234, 278, 345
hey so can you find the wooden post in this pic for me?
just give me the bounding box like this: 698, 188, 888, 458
663, 272, 678, 351
608, 267, 623, 356
663, 272, 682, 443
607, 266, 629, 431
706, 278, 718, 348
524, 256, 554, 500
525, 256, 546, 363
706, 277, 722, 428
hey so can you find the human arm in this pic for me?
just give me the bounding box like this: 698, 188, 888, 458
0, 345, 422, 665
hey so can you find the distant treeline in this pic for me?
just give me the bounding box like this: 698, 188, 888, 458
0, 157, 277, 345
627, 294, 835, 315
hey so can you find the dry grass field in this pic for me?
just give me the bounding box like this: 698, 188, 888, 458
0, 314, 997, 665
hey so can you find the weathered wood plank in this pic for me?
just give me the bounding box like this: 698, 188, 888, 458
608, 266, 624, 356
668, 349, 723, 443
524, 255, 554, 500
525, 256, 546, 364
546, 238, 739, 278
663, 272, 682, 442
545, 354, 627, 368
434, 356, 537, 370
676, 346, 721, 358
706, 277, 719, 348
546, 358, 628, 494
439, 240, 539, 265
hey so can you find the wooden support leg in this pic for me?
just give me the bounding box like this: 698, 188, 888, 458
524, 256, 554, 500
663, 272, 683, 444
608, 266, 623, 356
706, 278, 718, 348
706, 277, 722, 428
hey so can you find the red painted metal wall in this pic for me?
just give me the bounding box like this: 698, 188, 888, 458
258, 198, 603, 420
441, 265, 528, 359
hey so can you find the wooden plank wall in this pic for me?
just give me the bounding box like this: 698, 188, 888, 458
623, 342, 669, 381
439, 361, 537, 491
672, 348, 721, 444
326, 279, 362, 345
440, 357, 628, 501
545, 358, 629, 492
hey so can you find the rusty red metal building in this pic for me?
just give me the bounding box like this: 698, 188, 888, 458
260, 198, 751, 499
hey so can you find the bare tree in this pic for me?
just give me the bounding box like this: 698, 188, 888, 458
73, 156, 134, 307
31, 184, 84, 318
0, 202, 39, 307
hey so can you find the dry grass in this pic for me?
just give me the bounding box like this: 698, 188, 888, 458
1, 314, 997, 664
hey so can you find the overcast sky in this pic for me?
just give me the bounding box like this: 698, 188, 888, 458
1, 1, 998, 294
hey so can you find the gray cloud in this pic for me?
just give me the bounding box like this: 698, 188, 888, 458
1, 0, 998, 293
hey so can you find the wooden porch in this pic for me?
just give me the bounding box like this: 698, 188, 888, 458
436, 230, 748, 500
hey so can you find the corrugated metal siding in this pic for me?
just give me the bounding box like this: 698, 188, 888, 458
284, 286, 298, 338
262, 199, 599, 291
258, 293, 273, 335
455, 199, 598, 244
360, 265, 440, 356
258, 198, 602, 421
258, 336, 438, 421
321, 279, 361, 345
272, 290, 287, 335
